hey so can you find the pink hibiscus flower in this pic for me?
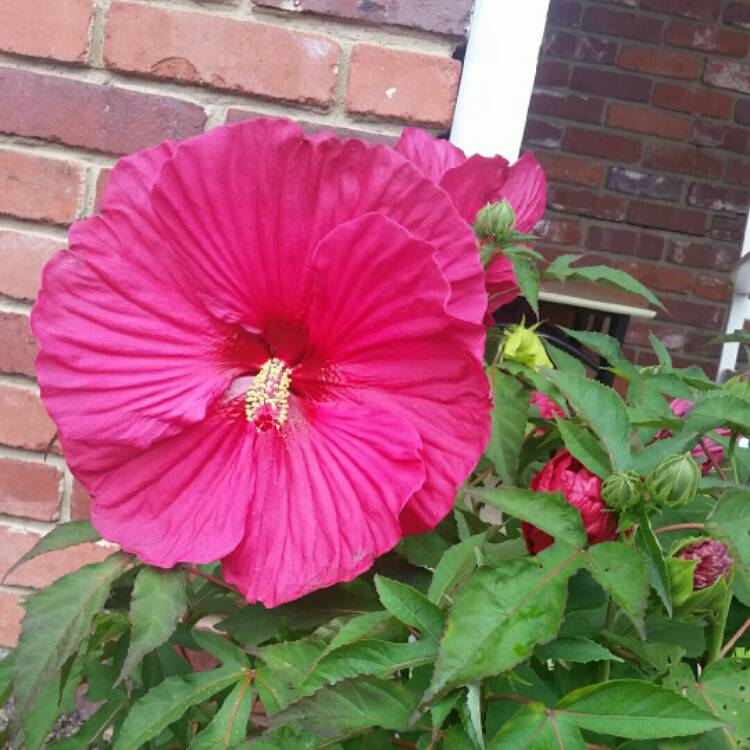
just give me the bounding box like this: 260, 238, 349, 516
394, 128, 547, 314
664, 399, 730, 476
31, 118, 491, 607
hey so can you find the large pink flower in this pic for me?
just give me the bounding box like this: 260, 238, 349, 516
394, 128, 547, 313
31, 118, 491, 607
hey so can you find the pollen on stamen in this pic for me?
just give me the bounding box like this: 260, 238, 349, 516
245, 358, 292, 432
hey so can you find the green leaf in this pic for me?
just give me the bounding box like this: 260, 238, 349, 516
560, 327, 640, 380
545, 343, 586, 378
324, 611, 397, 654
192, 630, 251, 668
397, 533, 450, 569
687, 394, 750, 437
511, 255, 540, 316
696, 661, 750, 745
633, 506, 673, 616
374, 575, 444, 642
546, 370, 631, 471
0, 650, 15, 704
555, 680, 725, 739
556, 419, 612, 479
13, 552, 130, 724
118, 567, 188, 683
113, 666, 248, 750
428, 532, 486, 606
189, 672, 254, 750
4, 520, 101, 579
649, 333, 673, 369
424, 544, 583, 704
217, 603, 283, 647
585, 542, 649, 636
487, 702, 586, 750
535, 637, 624, 664
486, 370, 528, 485
47, 696, 129, 750
24, 672, 62, 750
473, 487, 586, 548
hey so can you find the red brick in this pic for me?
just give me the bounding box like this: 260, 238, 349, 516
667, 239, 739, 271
652, 83, 733, 119
0, 0, 93, 63
94, 168, 113, 213
71, 479, 92, 521
710, 215, 746, 243
640, 0, 720, 21
0, 230, 59, 302
563, 127, 641, 162
536, 60, 570, 87
529, 91, 604, 124
663, 298, 724, 329
0, 524, 113, 589
736, 100, 750, 126
616, 261, 694, 293
105, 3, 340, 107
537, 152, 605, 187
0, 313, 37, 377
535, 217, 584, 245
346, 44, 460, 127
694, 276, 733, 302
724, 2, 750, 29
688, 183, 750, 213
550, 186, 627, 221
0, 68, 206, 157
571, 68, 652, 102
0, 459, 61, 522
585, 226, 665, 260
616, 46, 701, 80
0, 590, 23, 648
607, 103, 689, 140
0, 386, 56, 453
727, 160, 750, 187
635, 233, 666, 261
543, 31, 618, 64
253, 0, 473, 35
644, 144, 724, 178
665, 21, 749, 57
523, 120, 564, 148
704, 60, 750, 95
627, 200, 707, 234
582, 7, 664, 42
0, 149, 81, 225
549, 0, 582, 27
690, 121, 750, 154
607, 167, 684, 200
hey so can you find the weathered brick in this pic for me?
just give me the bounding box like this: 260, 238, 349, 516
105, 2, 340, 107
0, 386, 56, 453
535, 217, 584, 244
607, 103, 689, 140
0, 149, 81, 225
709, 215, 745, 243
0, 230, 59, 302
571, 68, 652, 103
704, 60, 750, 95
535, 60, 570, 87
0, 524, 113, 589
627, 200, 707, 234
550, 186, 627, 221
0, 459, 61, 521
523, 119, 564, 148
652, 83, 733, 119
0, 590, 23, 648
582, 7, 664, 42
727, 159, 750, 187
617, 46, 701, 80
536, 152, 605, 187
694, 276, 733, 303
688, 183, 750, 213
0, 68, 206, 157
607, 167, 684, 201
543, 31, 618, 64
665, 21, 749, 57
616, 261, 694, 293
548, 0, 582, 27
724, 2, 750, 29
640, 0, 720, 21
253, 0, 473, 35
529, 91, 604, 124
645, 144, 724, 178
663, 298, 725, 329
690, 121, 750, 155
586, 226, 665, 260
94, 168, 113, 213
635, 233, 666, 261
563, 127, 642, 162
346, 44, 460, 127
0, 313, 37, 377
735, 99, 750, 126
71, 479, 92, 521
0, 0, 93, 63
666, 239, 739, 271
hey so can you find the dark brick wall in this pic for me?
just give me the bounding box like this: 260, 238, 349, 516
523, 0, 750, 374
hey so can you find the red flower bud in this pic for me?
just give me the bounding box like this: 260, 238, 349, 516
677, 539, 733, 590
521, 451, 618, 554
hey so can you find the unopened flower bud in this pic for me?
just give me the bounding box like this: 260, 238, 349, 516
502, 324, 552, 371
475, 199, 517, 245
601, 471, 642, 511
645, 453, 700, 509
678, 539, 733, 590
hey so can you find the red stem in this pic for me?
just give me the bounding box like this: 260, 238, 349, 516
653, 523, 704, 534
700, 438, 727, 481
178, 563, 242, 596
719, 615, 750, 659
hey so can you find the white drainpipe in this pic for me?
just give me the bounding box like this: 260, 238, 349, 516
450, 0, 552, 160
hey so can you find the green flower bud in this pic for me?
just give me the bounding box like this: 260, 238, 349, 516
645, 452, 700, 509
502, 323, 552, 371
667, 537, 733, 615
474, 199, 517, 245
601, 471, 642, 510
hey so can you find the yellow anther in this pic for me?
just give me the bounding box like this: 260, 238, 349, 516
245, 358, 292, 432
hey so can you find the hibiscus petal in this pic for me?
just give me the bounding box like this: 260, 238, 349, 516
394, 128, 467, 183
439, 153, 510, 224
222, 402, 425, 607
499, 151, 547, 233
485, 253, 520, 314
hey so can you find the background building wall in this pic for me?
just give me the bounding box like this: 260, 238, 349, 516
0, 0, 471, 648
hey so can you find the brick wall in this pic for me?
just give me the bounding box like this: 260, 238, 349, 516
0, 0, 470, 648
524, 0, 750, 373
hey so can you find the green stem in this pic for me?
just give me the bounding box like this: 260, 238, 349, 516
728, 431, 739, 483
598, 599, 617, 683
706, 591, 732, 665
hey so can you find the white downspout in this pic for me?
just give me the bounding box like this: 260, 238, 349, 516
450, 0, 552, 160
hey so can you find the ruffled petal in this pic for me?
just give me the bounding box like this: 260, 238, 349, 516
222, 402, 425, 607
485, 253, 520, 314
439, 154, 510, 224
499, 152, 547, 233
394, 128, 466, 184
